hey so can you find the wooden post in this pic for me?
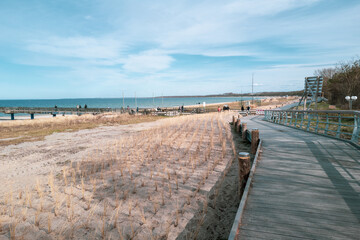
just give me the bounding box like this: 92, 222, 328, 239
236, 118, 241, 132
238, 152, 251, 194
242, 123, 247, 141
232, 116, 236, 125
251, 128, 259, 154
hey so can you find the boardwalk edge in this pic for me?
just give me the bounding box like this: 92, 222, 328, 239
228, 139, 262, 240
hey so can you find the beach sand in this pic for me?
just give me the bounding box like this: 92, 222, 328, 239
0, 111, 250, 239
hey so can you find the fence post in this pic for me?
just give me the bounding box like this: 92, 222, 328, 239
238, 152, 251, 194
236, 118, 241, 132
351, 113, 359, 143
300, 112, 304, 128
306, 112, 311, 131
325, 113, 329, 135
336, 113, 341, 138
315, 114, 319, 133
251, 128, 259, 154
294, 112, 298, 127
242, 123, 247, 141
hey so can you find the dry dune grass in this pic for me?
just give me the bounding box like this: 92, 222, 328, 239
0, 113, 162, 146
0, 112, 243, 239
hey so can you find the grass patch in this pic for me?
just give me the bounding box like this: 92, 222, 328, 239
0, 113, 163, 146
294, 102, 342, 110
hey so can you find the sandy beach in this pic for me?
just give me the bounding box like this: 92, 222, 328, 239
0, 111, 251, 239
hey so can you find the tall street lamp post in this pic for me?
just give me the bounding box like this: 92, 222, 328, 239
345, 96, 358, 110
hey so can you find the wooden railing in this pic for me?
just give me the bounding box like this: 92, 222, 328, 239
264, 110, 360, 145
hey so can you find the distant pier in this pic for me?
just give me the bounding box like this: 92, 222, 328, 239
0, 107, 115, 120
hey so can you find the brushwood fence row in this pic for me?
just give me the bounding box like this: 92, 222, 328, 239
229, 115, 262, 240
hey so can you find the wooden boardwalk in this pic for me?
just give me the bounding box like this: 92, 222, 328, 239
238, 116, 360, 240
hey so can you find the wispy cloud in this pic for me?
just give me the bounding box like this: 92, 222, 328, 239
26, 36, 124, 60
123, 51, 174, 73
224, 0, 320, 16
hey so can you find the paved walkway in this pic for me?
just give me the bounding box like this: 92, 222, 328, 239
238, 116, 360, 240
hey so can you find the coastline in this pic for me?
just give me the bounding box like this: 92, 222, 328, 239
0, 96, 299, 121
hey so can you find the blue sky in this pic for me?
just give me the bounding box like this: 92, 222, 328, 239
0, 0, 359, 99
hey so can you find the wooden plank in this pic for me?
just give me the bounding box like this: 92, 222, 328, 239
243, 203, 359, 224
240, 221, 358, 240
239, 228, 311, 240
251, 175, 360, 194
240, 221, 359, 240
245, 198, 360, 215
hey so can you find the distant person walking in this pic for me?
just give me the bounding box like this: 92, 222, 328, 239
181, 105, 184, 112
84, 104, 87, 109
217, 106, 221, 112
247, 106, 250, 112
241, 105, 244, 111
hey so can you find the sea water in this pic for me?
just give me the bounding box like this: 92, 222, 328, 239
0, 97, 257, 109
0, 97, 257, 117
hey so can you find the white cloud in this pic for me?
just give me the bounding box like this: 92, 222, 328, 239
123, 52, 174, 73
224, 0, 320, 16
153, 0, 322, 49
26, 36, 124, 60
197, 49, 256, 57
249, 62, 336, 91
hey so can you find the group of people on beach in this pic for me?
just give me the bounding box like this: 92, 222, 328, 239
241, 105, 250, 112
76, 104, 87, 109
217, 105, 250, 112
217, 105, 230, 112
54, 104, 88, 110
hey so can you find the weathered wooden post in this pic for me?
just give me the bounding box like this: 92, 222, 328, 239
251, 128, 259, 154
238, 152, 251, 194
236, 118, 241, 132
241, 123, 247, 141
232, 115, 236, 125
